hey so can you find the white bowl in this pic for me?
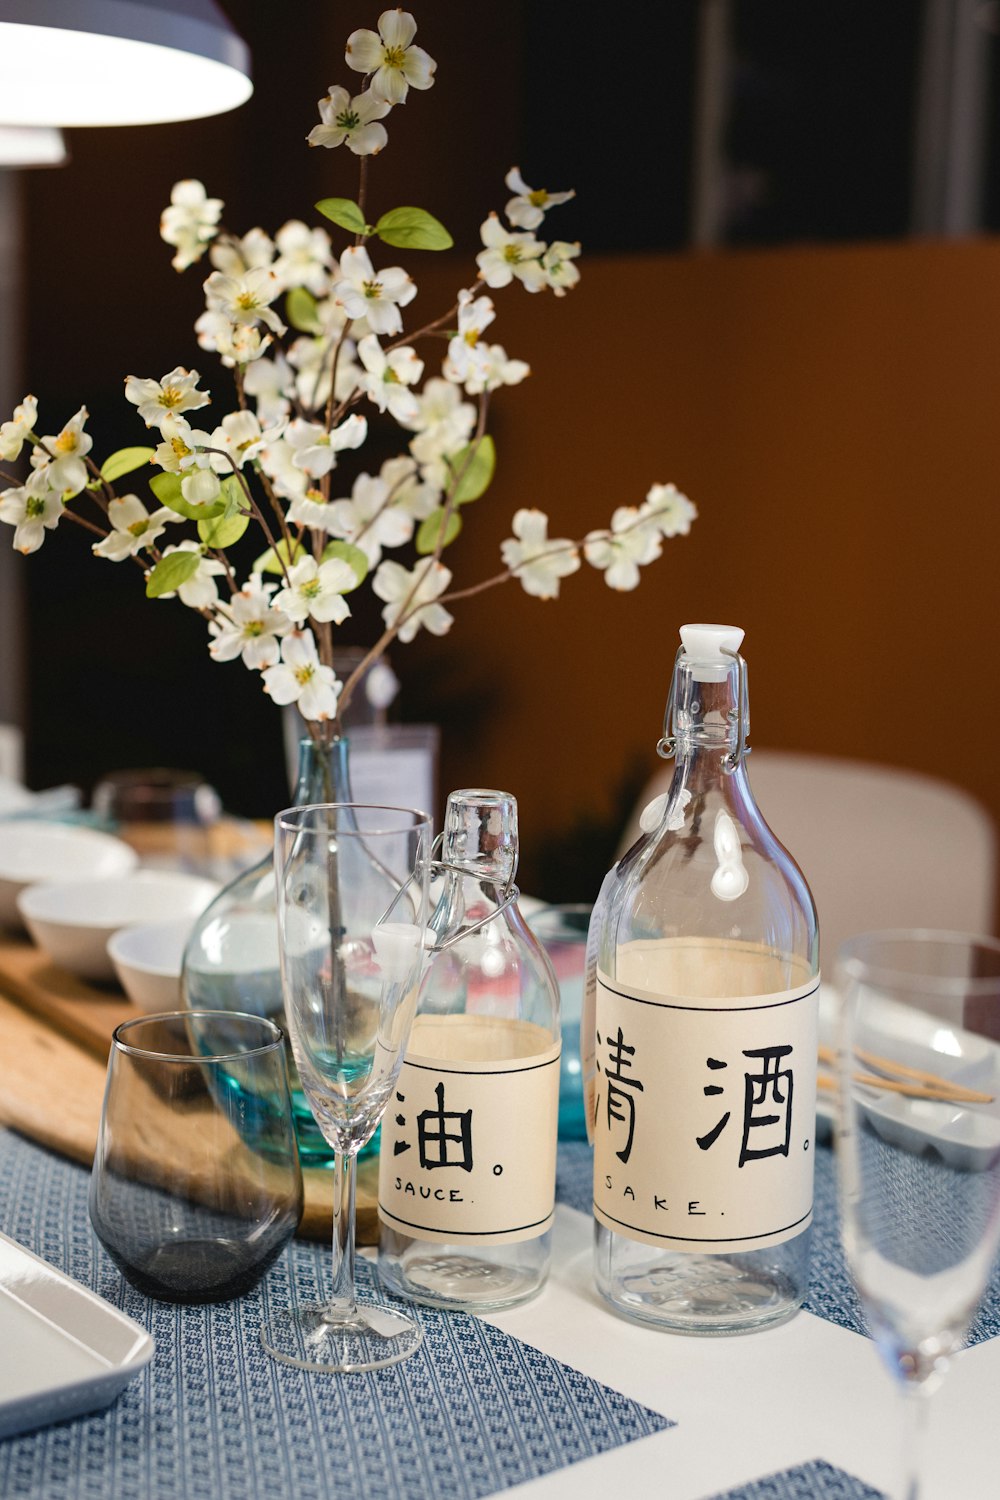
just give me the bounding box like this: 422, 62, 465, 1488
106, 917, 196, 1011
17, 871, 219, 984
0, 821, 138, 929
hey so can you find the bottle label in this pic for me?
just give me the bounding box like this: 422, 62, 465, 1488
593, 940, 819, 1254
378, 1014, 561, 1246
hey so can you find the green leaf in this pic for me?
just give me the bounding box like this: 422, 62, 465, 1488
101, 446, 155, 483
219, 474, 249, 514
416, 507, 462, 555
286, 286, 322, 334
314, 197, 368, 235
198, 512, 249, 549
375, 206, 453, 251
320, 540, 368, 590
448, 434, 495, 505
149, 469, 226, 522
145, 550, 202, 599
253, 536, 305, 575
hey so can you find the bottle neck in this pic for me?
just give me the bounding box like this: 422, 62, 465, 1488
441, 789, 518, 885
292, 735, 353, 806
669, 653, 749, 780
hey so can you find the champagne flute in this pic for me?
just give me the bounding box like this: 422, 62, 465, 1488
260, 802, 431, 1373
834, 930, 1000, 1500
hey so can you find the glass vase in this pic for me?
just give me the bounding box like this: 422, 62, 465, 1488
181, 736, 356, 1168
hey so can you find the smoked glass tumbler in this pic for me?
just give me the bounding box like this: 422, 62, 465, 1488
90, 1010, 303, 1303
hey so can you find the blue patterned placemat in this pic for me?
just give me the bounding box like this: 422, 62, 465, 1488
708, 1458, 886, 1499
556, 1139, 1000, 1344
0, 1128, 671, 1500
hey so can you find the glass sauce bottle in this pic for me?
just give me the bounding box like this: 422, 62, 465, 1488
587, 624, 819, 1333
378, 789, 561, 1310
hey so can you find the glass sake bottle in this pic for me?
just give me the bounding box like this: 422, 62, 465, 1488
586, 624, 819, 1334
377, 788, 561, 1311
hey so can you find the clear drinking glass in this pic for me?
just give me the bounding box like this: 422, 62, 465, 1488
260, 802, 431, 1373
834, 930, 1000, 1500
90, 1010, 303, 1303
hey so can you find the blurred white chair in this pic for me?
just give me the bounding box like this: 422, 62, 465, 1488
0, 723, 24, 783
618, 749, 998, 968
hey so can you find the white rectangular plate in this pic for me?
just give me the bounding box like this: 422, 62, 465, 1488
0, 1230, 154, 1439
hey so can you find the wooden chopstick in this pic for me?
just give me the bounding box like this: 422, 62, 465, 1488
817, 1042, 994, 1103
818, 1070, 995, 1104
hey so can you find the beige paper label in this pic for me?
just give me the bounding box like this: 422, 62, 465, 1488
593, 940, 819, 1254
378, 1014, 560, 1246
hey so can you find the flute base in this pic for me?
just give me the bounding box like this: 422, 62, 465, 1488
261, 1302, 423, 1373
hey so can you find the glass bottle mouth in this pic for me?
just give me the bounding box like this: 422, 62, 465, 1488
659, 645, 749, 768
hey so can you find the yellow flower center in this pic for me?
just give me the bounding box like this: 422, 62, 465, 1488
301, 578, 322, 599
244, 620, 264, 637
159, 386, 183, 409
294, 663, 316, 687
383, 44, 406, 68
236, 291, 259, 311
53, 431, 77, 454
170, 437, 192, 459
464, 329, 480, 348
127, 519, 149, 537
502, 245, 522, 264
362, 279, 383, 302
25, 495, 46, 519
529, 189, 548, 207
305, 488, 325, 506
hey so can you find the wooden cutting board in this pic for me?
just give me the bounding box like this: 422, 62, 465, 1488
0, 936, 379, 1243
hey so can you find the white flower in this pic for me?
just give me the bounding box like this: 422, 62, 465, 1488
195, 312, 274, 368
286, 486, 340, 531
643, 482, 697, 538
443, 292, 495, 387
273, 220, 336, 296
307, 86, 391, 156
258, 438, 309, 502
209, 576, 292, 669
262, 630, 341, 721
327, 471, 413, 567
204, 267, 286, 336
160, 180, 223, 271
584, 506, 664, 591
380, 454, 438, 519
124, 368, 210, 431
31, 406, 92, 496
504, 167, 575, 231
459, 343, 530, 395
180, 468, 222, 507
284, 413, 368, 480
157, 541, 226, 608
540, 240, 581, 297
92, 495, 177, 561
286, 325, 358, 410
403, 376, 476, 457
345, 10, 436, 104
332, 245, 416, 337
272, 556, 356, 625
153, 414, 215, 475
0, 395, 37, 461
357, 333, 423, 423
0, 471, 61, 554
500, 508, 580, 599
208, 228, 275, 279
373, 558, 453, 643
241, 353, 294, 427
209, 410, 269, 470
476, 214, 546, 292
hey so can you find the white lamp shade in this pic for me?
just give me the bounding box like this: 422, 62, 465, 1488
0, 0, 252, 127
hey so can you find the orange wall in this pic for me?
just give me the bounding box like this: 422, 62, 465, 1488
405, 238, 1000, 896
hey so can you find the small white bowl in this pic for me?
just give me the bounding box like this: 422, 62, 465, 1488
17, 871, 219, 984
106, 917, 194, 1012
0, 821, 138, 928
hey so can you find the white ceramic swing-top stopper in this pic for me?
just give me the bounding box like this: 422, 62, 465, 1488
679, 623, 745, 683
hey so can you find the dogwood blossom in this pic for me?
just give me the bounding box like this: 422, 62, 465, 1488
124, 368, 210, 430
332, 245, 416, 336
379, 454, 438, 519
160, 180, 223, 271
307, 85, 391, 156
373, 558, 453, 642
327, 471, 413, 566
208, 411, 270, 470
153, 414, 215, 475
271, 555, 356, 625
284, 413, 367, 480
92, 496, 177, 561
286, 486, 340, 531
443, 293, 495, 387
157, 541, 226, 607
500, 509, 580, 599
31, 406, 92, 496
273, 221, 336, 295
504, 168, 575, 231
458, 343, 529, 396
0, 395, 37, 461
195, 310, 274, 366
262, 630, 340, 721
584, 506, 664, 591
540, 241, 581, 297
209, 576, 291, 669
476, 215, 546, 292
345, 10, 436, 104
0, 470, 62, 553
643, 483, 697, 538
241, 353, 294, 427
204, 268, 286, 336
357, 334, 423, 423
208, 228, 275, 279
